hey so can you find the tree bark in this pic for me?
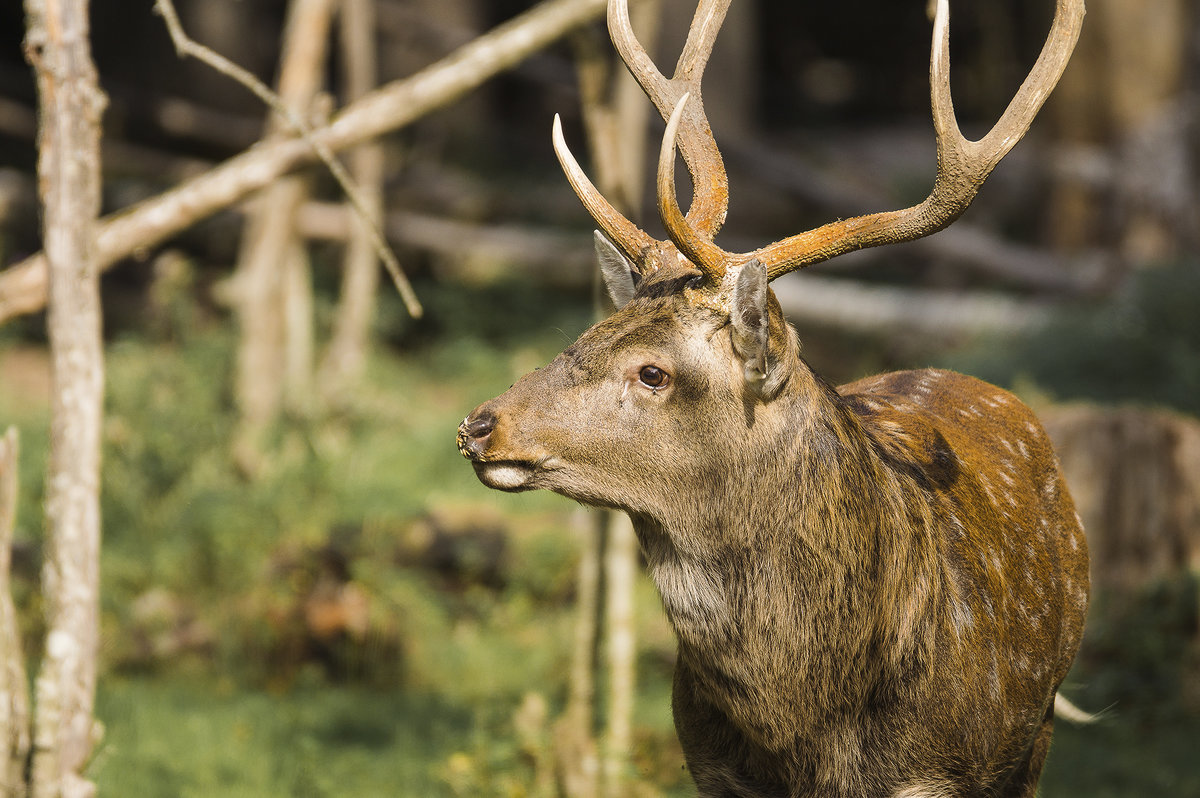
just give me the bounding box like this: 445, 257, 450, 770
23, 0, 107, 794
0, 428, 31, 798
1042, 405, 1200, 596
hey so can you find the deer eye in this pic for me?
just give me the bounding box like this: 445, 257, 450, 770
638, 366, 669, 389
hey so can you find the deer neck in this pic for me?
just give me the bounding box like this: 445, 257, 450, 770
632, 368, 948, 747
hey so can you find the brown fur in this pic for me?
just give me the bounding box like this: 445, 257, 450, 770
459, 264, 1089, 797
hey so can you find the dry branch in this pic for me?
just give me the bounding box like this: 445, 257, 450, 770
295, 199, 1051, 338
0, 0, 609, 327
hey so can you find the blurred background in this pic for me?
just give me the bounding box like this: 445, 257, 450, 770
1, 0, 1197, 795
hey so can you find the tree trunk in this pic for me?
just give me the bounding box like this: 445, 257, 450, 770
0, 428, 31, 797
23, 0, 107, 794
232, 0, 336, 473
318, 0, 386, 403
1042, 405, 1200, 596
601, 511, 637, 798
1042, 404, 1200, 711
1047, 0, 1192, 263
555, 510, 601, 798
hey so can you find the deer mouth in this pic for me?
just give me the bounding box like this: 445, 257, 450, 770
472, 459, 538, 492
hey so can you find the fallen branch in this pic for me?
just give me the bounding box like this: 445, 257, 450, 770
295, 199, 1055, 336
771, 273, 1053, 338
0, 0, 609, 326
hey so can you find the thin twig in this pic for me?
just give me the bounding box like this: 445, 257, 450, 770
153, 0, 422, 317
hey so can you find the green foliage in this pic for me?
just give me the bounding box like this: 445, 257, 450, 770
949, 261, 1200, 414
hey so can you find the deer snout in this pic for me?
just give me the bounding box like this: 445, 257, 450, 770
457, 411, 496, 461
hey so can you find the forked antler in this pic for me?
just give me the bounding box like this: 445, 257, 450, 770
555, 0, 733, 281
555, 0, 1085, 288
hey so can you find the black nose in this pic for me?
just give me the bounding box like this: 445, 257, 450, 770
457, 412, 496, 460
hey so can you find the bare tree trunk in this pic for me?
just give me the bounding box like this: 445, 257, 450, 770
601, 511, 637, 798
556, 510, 602, 798
318, 0, 386, 404
23, 0, 107, 794
231, 0, 336, 473
0, 428, 31, 797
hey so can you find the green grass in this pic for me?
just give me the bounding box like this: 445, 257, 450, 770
93, 676, 473, 797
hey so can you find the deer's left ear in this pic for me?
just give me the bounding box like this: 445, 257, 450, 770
594, 231, 639, 309
730, 259, 788, 398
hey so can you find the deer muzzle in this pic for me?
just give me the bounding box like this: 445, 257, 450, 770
457, 407, 542, 492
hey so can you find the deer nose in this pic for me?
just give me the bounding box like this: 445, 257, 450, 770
457, 412, 496, 460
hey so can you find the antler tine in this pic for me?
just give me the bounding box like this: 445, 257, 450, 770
753, 0, 1085, 280
675, 0, 730, 82
658, 93, 733, 281
610, 0, 731, 242
552, 114, 655, 263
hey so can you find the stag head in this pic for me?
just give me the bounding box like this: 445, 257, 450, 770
459, 0, 1084, 515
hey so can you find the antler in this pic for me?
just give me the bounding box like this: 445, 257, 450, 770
554, 0, 733, 282
556, 0, 1084, 287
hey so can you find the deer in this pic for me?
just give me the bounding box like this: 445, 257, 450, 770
457, 0, 1089, 795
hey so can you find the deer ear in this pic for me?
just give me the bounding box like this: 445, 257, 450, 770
594, 231, 639, 309
730, 259, 777, 396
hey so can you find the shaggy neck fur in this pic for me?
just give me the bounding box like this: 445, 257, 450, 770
632, 361, 950, 793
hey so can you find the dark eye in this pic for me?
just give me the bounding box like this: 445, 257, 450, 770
639, 366, 669, 388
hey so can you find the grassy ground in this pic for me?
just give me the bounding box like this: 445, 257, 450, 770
2, 275, 1198, 796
